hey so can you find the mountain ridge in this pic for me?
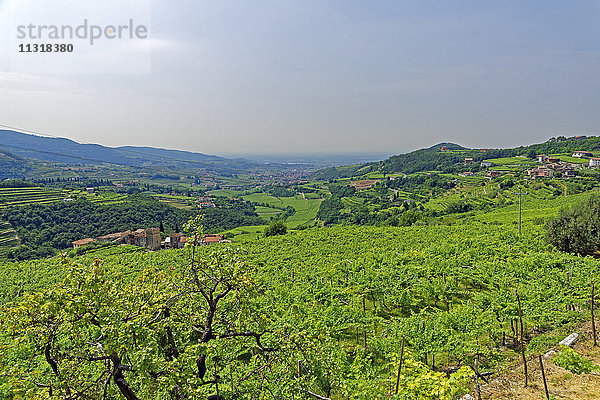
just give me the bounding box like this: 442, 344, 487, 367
0, 130, 262, 174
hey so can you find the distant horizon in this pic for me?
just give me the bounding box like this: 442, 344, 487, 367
3, 126, 599, 163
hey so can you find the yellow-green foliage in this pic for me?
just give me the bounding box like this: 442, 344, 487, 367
552, 346, 600, 374
1, 221, 600, 398
396, 358, 471, 400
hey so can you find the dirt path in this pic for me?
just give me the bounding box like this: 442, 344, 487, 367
558, 181, 568, 196
479, 322, 600, 399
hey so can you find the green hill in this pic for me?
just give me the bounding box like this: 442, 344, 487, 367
313, 135, 600, 179
0, 129, 263, 175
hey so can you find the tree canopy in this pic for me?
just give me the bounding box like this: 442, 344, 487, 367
546, 194, 600, 255
264, 220, 287, 237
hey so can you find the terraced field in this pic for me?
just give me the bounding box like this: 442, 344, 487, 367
341, 196, 364, 207
0, 187, 67, 208
475, 190, 590, 225
0, 221, 19, 247
0, 187, 133, 213
254, 205, 282, 220
86, 192, 129, 205
151, 194, 195, 210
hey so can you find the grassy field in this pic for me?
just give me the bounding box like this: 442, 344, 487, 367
552, 154, 590, 164
241, 193, 322, 228
241, 192, 284, 206
207, 189, 248, 197
486, 156, 535, 166
220, 225, 266, 241
285, 197, 323, 228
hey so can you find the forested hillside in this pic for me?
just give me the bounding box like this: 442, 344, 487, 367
0, 149, 30, 179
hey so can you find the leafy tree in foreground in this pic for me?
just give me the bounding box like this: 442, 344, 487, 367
546, 194, 600, 255
0, 216, 285, 399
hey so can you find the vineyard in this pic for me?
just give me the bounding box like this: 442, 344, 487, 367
0, 187, 67, 208
0, 219, 599, 399
0, 221, 18, 248
0, 187, 130, 210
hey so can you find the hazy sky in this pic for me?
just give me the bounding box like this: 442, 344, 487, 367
0, 0, 599, 156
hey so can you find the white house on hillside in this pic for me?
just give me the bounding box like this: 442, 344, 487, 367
573, 151, 593, 158
590, 158, 600, 167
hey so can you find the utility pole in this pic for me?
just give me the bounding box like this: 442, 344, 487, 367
513, 185, 528, 235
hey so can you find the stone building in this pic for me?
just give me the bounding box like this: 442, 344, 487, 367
146, 228, 161, 251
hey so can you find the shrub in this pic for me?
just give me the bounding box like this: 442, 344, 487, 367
264, 220, 287, 237
546, 194, 600, 255
552, 346, 599, 374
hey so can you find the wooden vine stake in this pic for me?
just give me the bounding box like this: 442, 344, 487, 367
516, 290, 528, 387
362, 295, 367, 348
592, 280, 597, 346
395, 336, 405, 395
539, 355, 550, 400
474, 356, 482, 400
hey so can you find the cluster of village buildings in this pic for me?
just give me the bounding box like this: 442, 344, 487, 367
198, 197, 216, 208
526, 151, 599, 179
461, 150, 600, 180
71, 228, 230, 250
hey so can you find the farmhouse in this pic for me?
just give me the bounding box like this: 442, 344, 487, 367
463, 158, 473, 165
98, 231, 129, 243
72, 238, 96, 248
572, 151, 593, 158
97, 228, 161, 251
536, 154, 548, 163
164, 233, 188, 249
133, 229, 146, 247
202, 234, 224, 245
527, 167, 554, 178
590, 158, 600, 167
